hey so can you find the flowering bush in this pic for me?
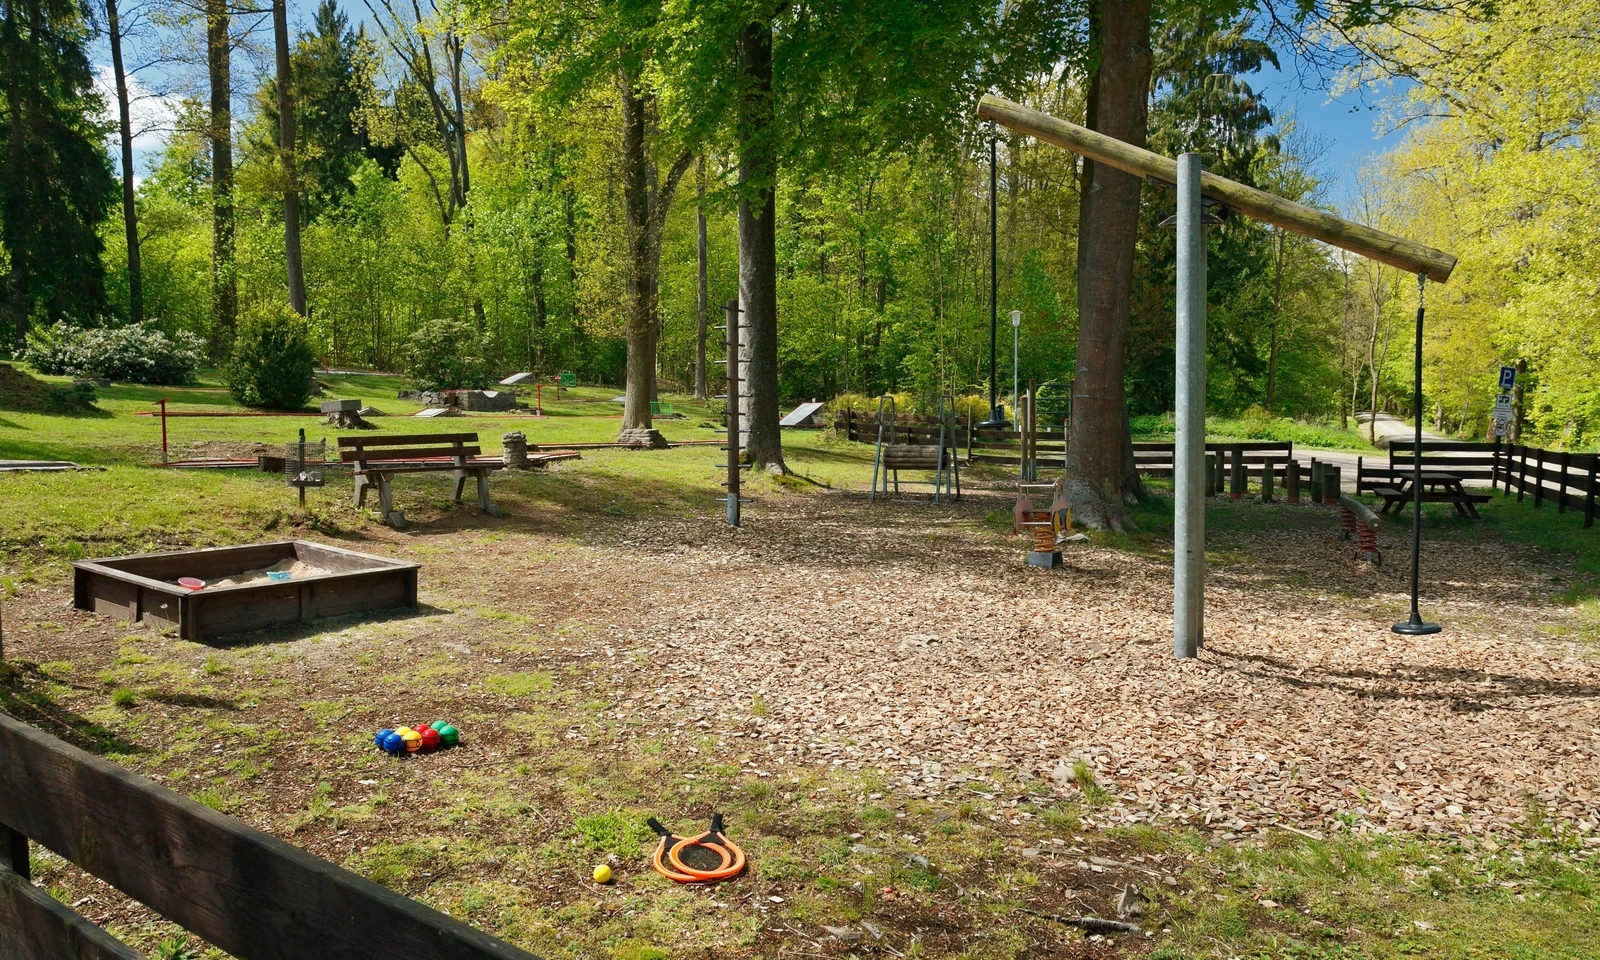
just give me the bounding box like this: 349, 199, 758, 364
24, 319, 204, 385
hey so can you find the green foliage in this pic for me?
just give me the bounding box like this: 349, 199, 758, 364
226, 304, 315, 410
0, 0, 117, 325
402, 318, 493, 391
23, 320, 204, 385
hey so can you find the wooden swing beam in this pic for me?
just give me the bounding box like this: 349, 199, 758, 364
976, 95, 1457, 282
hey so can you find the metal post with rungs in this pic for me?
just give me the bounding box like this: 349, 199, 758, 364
1173, 152, 1206, 660
724, 298, 741, 528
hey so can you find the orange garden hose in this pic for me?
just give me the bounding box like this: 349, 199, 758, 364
648, 814, 745, 883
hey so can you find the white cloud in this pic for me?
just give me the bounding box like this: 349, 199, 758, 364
94, 65, 180, 152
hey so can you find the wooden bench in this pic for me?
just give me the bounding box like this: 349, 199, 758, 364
339, 433, 505, 527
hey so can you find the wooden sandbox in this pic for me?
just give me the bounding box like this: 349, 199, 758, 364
72, 541, 419, 641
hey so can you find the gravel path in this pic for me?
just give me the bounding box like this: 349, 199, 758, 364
587, 490, 1599, 844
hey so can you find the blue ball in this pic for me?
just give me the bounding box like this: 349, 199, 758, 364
375, 728, 395, 747
381, 732, 404, 754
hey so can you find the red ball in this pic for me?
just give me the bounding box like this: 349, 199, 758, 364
420, 728, 441, 749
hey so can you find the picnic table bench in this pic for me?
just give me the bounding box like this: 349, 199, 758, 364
339, 432, 505, 527
1372, 471, 1491, 520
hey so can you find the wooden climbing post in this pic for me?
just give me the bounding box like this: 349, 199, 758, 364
1261, 458, 1275, 503
1285, 458, 1300, 504
1229, 447, 1245, 499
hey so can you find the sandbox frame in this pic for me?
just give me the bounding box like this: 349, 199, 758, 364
72, 540, 419, 642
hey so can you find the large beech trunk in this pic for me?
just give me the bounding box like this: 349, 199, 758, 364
737, 19, 784, 473
1065, 0, 1153, 531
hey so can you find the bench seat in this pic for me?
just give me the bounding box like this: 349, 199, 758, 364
339, 432, 505, 527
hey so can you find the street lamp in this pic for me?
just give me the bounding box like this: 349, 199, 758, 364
1010, 309, 1021, 422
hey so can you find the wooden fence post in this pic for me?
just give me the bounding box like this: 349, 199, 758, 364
1535, 449, 1545, 508
1491, 437, 1501, 492
1516, 444, 1527, 502
2, 825, 28, 881
1586, 458, 1597, 529
1212, 447, 1224, 494
1261, 458, 1275, 503
1558, 452, 1571, 514
1309, 459, 1322, 503
1323, 464, 1341, 504
1229, 447, 1245, 499
1204, 453, 1217, 495
1286, 458, 1300, 504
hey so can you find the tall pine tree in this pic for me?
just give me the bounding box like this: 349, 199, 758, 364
1, 0, 115, 348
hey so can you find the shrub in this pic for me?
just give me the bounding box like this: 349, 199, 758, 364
23, 319, 203, 385
226, 303, 315, 410
402, 318, 492, 391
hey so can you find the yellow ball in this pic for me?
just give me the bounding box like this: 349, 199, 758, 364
401, 730, 422, 752
592, 864, 612, 884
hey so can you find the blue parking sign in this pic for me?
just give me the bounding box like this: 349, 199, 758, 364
1498, 365, 1516, 391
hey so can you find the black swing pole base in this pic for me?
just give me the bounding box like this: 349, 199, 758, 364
1392, 615, 1441, 636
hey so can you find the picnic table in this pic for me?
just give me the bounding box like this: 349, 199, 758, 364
1371, 471, 1491, 520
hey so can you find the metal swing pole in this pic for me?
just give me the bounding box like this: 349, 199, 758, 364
1173, 153, 1206, 659
1393, 273, 1440, 635
981, 125, 1005, 428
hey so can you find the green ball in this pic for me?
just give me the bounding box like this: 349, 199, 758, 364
440, 725, 459, 746
430, 721, 447, 732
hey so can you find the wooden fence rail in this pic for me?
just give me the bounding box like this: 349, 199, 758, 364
0, 712, 539, 960
1352, 441, 1596, 529
1497, 444, 1598, 528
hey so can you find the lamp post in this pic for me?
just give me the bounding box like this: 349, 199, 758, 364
979, 125, 1008, 428
1010, 309, 1021, 421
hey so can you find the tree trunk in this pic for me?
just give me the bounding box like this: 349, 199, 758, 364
695, 156, 708, 401
272, 0, 305, 316
738, 18, 784, 473
206, 0, 235, 347
105, 0, 141, 324
1064, 0, 1152, 531
618, 65, 656, 433
4, 0, 28, 350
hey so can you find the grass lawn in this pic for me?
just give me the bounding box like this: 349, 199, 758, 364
2, 368, 1598, 959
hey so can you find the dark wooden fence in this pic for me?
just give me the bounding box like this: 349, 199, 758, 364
0, 712, 539, 960
1497, 444, 1598, 527
1352, 440, 1596, 529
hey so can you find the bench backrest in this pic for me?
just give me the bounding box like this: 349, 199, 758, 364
338, 432, 481, 463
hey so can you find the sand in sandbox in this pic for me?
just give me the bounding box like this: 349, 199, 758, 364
185, 558, 330, 589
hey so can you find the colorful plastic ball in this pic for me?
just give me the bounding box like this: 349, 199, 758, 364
439, 724, 459, 746
430, 721, 447, 732
395, 725, 413, 737
420, 728, 441, 749
375, 728, 395, 747
401, 730, 422, 752
381, 733, 405, 754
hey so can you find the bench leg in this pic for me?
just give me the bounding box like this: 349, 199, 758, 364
354, 473, 369, 508
377, 475, 393, 520
452, 469, 468, 503
477, 471, 504, 516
